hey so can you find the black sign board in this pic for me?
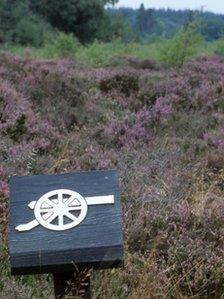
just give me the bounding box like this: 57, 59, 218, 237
9, 170, 123, 277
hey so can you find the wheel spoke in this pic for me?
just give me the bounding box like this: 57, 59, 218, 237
45, 198, 57, 207
65, 211, 77, 222
58, 214, 64, 226
40, 206, 53, 212
46, 212, 58, 224
58, 192, 63, 205
42, 212, 53, 221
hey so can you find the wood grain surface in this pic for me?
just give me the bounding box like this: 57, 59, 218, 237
9, 170, 123, 275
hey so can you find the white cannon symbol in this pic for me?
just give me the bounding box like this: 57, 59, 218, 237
16, 189, 114, 232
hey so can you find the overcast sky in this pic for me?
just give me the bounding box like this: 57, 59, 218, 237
113, 0, 224, 14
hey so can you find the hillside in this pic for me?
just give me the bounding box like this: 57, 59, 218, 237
0, 53, 224, 298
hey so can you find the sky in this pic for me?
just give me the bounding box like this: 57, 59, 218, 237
113, 0, 224, 14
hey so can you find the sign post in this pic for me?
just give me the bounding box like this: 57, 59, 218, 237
9, 170, 123, 298
53, 270, 91, 298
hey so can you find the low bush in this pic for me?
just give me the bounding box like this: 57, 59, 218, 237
159, 22, 203, 67
214, 38, 224, 56
100, 73, 139, 96
42, 32, 80, 58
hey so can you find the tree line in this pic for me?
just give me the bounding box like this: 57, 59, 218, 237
1, 0, 224, 47
111, 5, 224, 41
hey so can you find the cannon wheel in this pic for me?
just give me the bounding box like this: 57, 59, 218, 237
34, 189, 88, 231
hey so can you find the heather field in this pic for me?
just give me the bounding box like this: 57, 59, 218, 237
0, 53, 224, 298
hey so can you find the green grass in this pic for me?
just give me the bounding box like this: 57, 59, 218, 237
75, 40, 164, 66
0, 39, 220, 68
0, 40, 164, 65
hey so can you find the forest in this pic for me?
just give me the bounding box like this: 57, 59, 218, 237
0, 1, 224, 298
1, 0, 224, 46
109, 6, 224, 41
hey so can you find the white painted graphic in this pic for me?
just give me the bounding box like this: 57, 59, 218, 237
15, 189, 114, 232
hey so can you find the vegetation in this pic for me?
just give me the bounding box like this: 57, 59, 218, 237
0, 51, 224, 298
0, 2, 222, 69
111, 6, 224, 41
30, 0, 110, 43
1, 1, 224, 298
1, 0, 224, 46
1, 34, 220, 68
0, 0, 52, 46
0, 0, 127, 45
159, 22, 203, 67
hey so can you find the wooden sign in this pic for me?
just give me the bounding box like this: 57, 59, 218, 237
9, 170, 123, 296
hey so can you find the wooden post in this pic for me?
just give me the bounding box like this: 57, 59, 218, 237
53, 269, 91, 299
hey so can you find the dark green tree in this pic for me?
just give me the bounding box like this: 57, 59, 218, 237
96, 11, 136, 42
102, 0, 118, 4
137, 3, 145, 34
137, 3, 156, 36
184, 10, 195, 29
29, 0, 118, 43
0, 0, 50, 45
200, 18, 224, 41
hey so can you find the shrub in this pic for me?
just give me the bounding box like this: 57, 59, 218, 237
100, 73, 139, 96
159, 22, 203, 67
214, 38, 224, 56
43, 32, 80, 58
0, 0, 52, 46
14, 15, 52, 47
